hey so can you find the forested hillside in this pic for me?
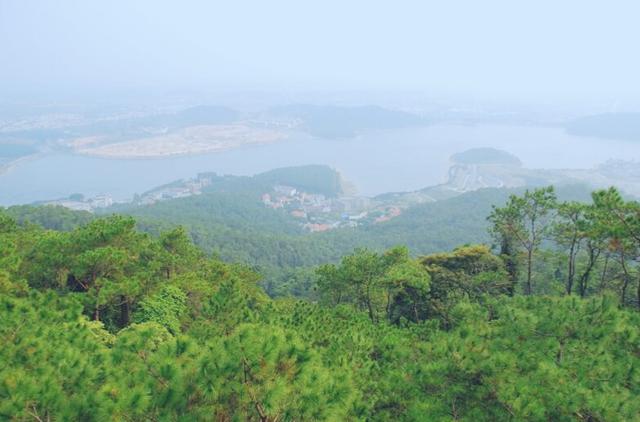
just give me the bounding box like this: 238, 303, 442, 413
254, 165, 345, 197
2, 185, 640, 420
106, 187, 508, 296
7, 183, 595, 297
109, 184, 593, 296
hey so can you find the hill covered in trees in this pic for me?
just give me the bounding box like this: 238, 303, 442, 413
2, 185, 640, 420
6, 182, 596, 297
450, 147, 522, 166
105, 183, 591, 296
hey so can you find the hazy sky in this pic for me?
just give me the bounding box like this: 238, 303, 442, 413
1, 0, 639, 102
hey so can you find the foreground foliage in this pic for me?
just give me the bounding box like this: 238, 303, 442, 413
2, 196, 640, 420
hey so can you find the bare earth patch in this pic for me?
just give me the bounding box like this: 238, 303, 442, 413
72, 125, 286, 158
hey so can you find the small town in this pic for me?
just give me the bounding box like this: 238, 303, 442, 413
41, 172, 406, 230
261, 184, 403, 232
39, 174, 405, 230
136, 174, 214, 205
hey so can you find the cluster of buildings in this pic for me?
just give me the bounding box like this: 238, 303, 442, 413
374, 206, 402, 223
261, 185, 333, 214
261, 184, 402, 232
262, 185, 373, 214
42, 194, 114, 212
137, 174, 213, 206
42, 174, 215, 213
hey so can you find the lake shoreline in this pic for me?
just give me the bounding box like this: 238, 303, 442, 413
0, 152, 45, 176
2, 124, 639, 206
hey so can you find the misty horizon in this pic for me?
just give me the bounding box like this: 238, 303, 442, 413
1, 0, 640, 106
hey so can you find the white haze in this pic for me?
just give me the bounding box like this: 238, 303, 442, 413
1, 0, 639, 104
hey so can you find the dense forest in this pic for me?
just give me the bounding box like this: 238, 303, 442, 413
2, 185, 640, 420
104, 183, 591, 297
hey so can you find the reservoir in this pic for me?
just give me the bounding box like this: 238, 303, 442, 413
0, 124, 637, 205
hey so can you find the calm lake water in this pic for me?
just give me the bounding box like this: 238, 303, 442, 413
1, 124, 638, 205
